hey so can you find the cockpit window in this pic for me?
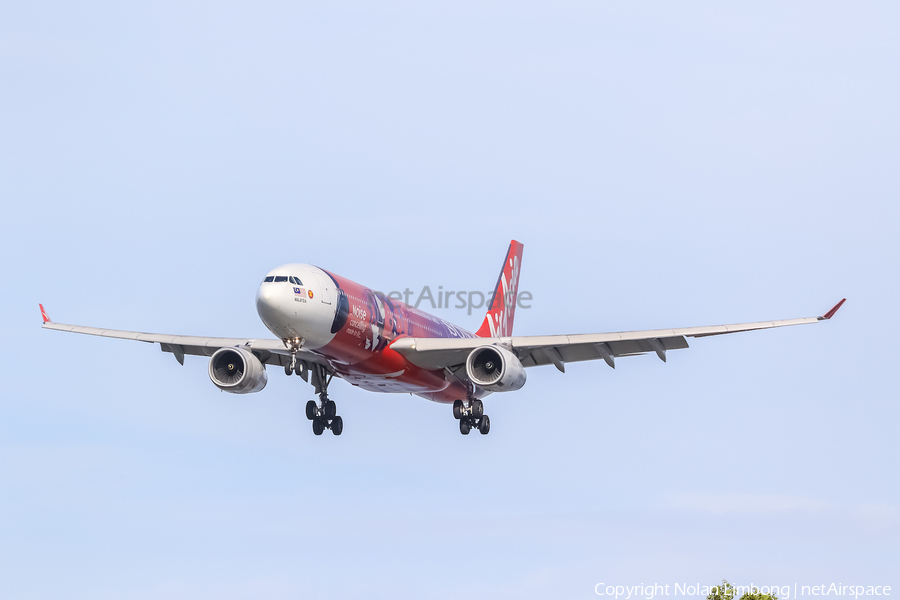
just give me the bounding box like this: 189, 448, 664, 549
291, 276, 303, 285
289, 276, 297, 284
264, 276, 274, 282
274, 276, 288, 283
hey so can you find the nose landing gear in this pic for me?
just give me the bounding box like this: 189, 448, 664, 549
285, 359, 306, 378
282, 338, 308, 379
452, 399, 490, 435
305, 363, 342, 436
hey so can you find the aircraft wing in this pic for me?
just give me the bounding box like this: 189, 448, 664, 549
39, 305, 323, 369
390, 299, 847, 372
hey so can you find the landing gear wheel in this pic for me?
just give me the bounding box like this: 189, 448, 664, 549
452, 400, 464, 420
460, 419, 471, 435
306, 364, 342, 438
323, 400, 337, 420
479, 415, 491, 435
305, 400, 317, 420
284, 363, 292, 376
293, 362, 304, 377
471, 399, 484, 419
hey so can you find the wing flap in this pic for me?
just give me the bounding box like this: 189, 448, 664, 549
518, 335, 688, 368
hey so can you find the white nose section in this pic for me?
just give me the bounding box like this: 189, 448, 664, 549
256, 283, 291, 337
255, 265, 339, 349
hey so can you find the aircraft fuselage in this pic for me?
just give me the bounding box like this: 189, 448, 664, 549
256, 263, 478, 403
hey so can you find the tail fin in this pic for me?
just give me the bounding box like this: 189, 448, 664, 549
476, 240, 524, 338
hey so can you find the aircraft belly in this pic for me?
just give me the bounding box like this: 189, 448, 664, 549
415, 380, 479, 404
339, 368, 448, 394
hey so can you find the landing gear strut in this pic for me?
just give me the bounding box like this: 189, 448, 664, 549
452, 398, 490, 435
305, 363, 342, 436
283, 338, 307, 379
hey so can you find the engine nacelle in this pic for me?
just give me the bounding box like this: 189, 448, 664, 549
465, 345, 527, 392
208, 347, 268, 394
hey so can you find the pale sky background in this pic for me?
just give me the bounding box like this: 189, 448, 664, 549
1, 1, 898, 599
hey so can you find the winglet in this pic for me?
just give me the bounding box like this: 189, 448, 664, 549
820, 298, 846, 320
39, 303, 51, 323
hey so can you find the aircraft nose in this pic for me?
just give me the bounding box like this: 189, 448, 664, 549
257, 282, 274, 304
256, 282, 290, 328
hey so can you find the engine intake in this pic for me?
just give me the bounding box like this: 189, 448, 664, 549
465, 345, 526, 392
208, 347, 268, 394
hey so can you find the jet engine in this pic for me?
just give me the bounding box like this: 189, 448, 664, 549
208, 347, 268, 394
465, 345, 527, 392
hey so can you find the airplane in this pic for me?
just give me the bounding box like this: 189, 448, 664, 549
40, 240, 845, 436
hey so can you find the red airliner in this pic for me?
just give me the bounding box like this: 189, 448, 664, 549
41, 241, 845, 436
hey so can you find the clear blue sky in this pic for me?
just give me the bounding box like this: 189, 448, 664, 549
1, 2, 897, 598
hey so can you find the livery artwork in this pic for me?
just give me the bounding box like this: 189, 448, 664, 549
476, 240, 524, 338
293, 287, 307, 303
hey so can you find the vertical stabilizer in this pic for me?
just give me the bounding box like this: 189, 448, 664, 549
476, 240, 524, 338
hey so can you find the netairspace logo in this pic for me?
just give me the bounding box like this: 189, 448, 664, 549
594, 584, 893, 600
376, 286, 533, 315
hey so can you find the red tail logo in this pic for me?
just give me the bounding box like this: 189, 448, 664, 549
476, 240, 524, 338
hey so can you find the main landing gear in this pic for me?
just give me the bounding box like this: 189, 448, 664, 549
282, 343, 342, 437
303, 363, 342, 436
453, 399, 490, 435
